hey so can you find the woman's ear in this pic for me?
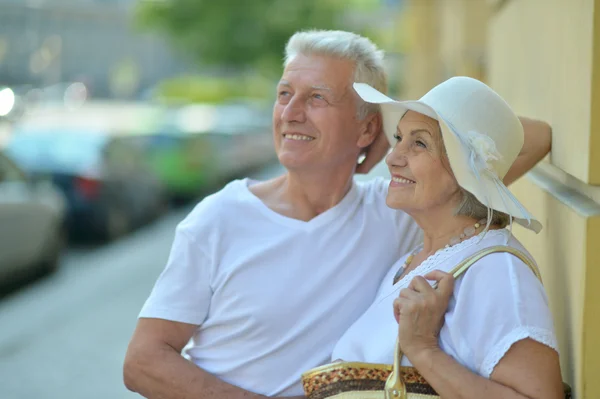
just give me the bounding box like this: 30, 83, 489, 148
357, 112, 382, 148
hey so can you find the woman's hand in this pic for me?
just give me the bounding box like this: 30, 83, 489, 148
393, 270, 455, 360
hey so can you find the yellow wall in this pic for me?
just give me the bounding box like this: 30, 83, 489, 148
508, 171, 599, 396
401, 0, 442, 99
591, 2, 600, 184
437, 0, 488, 81
489, 0, 597, 184
402, 0, 488, 97
399, 0, 600, 397
489, 2, 600, 395
583, 216, 600, 397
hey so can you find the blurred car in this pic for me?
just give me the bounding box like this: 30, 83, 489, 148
0, 151, 67, 284
138, 102, 275, 202
4, 128, 167, 241
201, 102, 276, 178
127, 132, 221, 203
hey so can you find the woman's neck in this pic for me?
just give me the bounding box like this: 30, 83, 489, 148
411, 207, 480, 259
421, 218, 479, 256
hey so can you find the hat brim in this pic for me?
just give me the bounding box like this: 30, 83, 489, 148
354, 83, 542, 233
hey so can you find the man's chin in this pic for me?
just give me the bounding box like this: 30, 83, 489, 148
278, 157, 312, 172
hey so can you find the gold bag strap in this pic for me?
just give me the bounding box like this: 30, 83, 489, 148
383, 245, 542, 399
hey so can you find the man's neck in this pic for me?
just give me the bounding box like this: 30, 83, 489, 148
250, 168, 355, 222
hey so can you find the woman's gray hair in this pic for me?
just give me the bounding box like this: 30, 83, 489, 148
455, 189, 511, 228
284, 30, 386, 120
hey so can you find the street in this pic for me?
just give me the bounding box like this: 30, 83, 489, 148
0, 210, 182, 399
0, 163, 286, 399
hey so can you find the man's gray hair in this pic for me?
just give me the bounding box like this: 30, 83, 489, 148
455, 189, 511, 228
284, 30, 387, 119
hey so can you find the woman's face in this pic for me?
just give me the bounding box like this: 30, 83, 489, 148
385, 111, 462, 214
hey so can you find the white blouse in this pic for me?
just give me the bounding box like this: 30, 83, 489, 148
331, 229, 558, 378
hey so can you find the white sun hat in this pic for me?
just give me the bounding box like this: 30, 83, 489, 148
354, 76, 542, 233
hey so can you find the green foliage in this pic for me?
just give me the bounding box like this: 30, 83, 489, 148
135, 0, 347, 75
153, 74, 275, 105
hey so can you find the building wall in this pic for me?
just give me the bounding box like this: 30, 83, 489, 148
398, 0, 600, 397
0, 1, 191, 98
489, 1, 600, 397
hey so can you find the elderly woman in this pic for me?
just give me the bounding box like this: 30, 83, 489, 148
305, 77, 564, 399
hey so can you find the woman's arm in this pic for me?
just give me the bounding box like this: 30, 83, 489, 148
409, 338, 563, 399
394, 271, 563, 399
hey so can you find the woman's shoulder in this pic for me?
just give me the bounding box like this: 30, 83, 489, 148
446, 229, 535, 266
461, 230, 539, 280
446, 230, 546, 313
443, 230, 555, 378
419, 229, 519, 268
431, 229, 540, 290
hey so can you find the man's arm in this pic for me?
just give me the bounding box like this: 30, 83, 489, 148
355, 129, 390, 174
124, 318, 267, 399
503, 117, 552, 186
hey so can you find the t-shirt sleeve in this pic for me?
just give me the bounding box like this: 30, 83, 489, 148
138, 224, 213, 325
446, 252, 558, 378
368, 177, 423, 255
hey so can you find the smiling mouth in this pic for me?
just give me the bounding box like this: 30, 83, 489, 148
392, 176, 416, 184
283, 133, 314, 141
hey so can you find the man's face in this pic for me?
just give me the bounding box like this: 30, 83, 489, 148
273, 54, 368, 172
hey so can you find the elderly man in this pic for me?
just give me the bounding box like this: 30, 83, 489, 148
123, 30, 552, 399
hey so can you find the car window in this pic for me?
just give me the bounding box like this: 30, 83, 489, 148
0, 154, 26, 183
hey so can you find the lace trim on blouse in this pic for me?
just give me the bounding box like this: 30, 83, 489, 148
480, 326, 559, 378
393, 230, 505, 289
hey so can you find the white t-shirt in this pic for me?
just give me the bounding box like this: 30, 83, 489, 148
139, 177, 421, 397
332, 229, 558, 378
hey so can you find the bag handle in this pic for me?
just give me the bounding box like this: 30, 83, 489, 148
383, 245, 542, 399
446, 245, 542, 284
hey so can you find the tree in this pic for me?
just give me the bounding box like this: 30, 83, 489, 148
135, 0, 348, 75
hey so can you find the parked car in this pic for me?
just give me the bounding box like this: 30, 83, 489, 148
4, 128, 168, 241
127, 132, 222, 203
144, 102, 275, 200
0, 152, 67, 284
124, 102, 274, 203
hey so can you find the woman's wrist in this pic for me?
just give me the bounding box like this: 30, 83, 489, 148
404, 344, 444, 372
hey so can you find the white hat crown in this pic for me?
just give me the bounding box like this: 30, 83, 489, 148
418, 77, 524, 178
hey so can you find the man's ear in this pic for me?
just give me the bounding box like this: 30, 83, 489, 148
357, 112, 383, 148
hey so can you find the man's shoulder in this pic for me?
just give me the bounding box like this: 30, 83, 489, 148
354, 177, 401, 216
354, 177, 412, 220
353, 176, 422, 256
178, 179, 249, 234
354, 176, 390, 202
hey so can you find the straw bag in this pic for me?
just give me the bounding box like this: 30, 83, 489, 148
302, 245, 571, 399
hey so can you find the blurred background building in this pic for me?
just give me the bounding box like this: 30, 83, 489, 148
395, 1, 600, 398
0, 0, 191, 99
